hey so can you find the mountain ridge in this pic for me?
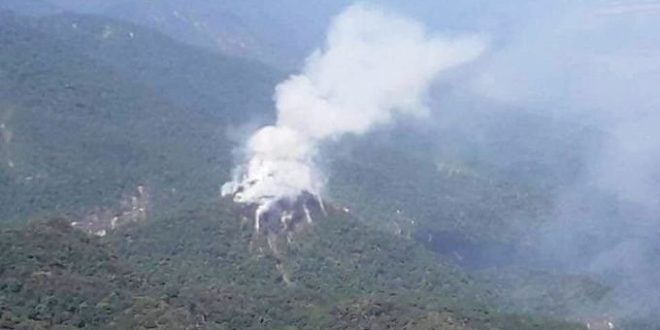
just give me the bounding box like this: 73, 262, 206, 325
0, 8, 638, 329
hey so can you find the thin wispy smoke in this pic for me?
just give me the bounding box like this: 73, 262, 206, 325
223, 4, 485, 223
463, 1, 660, 320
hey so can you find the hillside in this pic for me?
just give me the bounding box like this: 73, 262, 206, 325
106, 200, 589, 329
326, 99, 601, 266
0, 218, 187, 329
9, 1, 534, 70
0, 204, 586, 329
0, 0, 58, 16
0, 0, 344, 69
0, 9, 641, 330
0, 11, 278, 223
0, 4, 602, 254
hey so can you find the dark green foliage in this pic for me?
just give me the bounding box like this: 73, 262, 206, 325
327, 100, 601, 252
0, 210, 588, 329
102, 202, 586, 329
0, 218, 139, 329
329, 135, 548, 249
0, 11, 279, 223
477, 267, 612, 318
0, 9, 629, 330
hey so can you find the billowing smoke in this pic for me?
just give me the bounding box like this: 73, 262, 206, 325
222, 4, 485, 229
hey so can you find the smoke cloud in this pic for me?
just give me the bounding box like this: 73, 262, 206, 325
457, 1, 660, 321
222, 4, 485, 221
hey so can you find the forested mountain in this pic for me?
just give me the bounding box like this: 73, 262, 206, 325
0, 10, 278, 222
6, 0, 535, 69
0, 9, 588, 330
0, 4, 656, 329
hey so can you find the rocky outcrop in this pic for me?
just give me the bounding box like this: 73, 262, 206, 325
71, 185, 149, 236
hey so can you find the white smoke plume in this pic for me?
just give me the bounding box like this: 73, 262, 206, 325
222, 4, 485, 226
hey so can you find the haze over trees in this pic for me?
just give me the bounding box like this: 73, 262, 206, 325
1, 1, 659, 329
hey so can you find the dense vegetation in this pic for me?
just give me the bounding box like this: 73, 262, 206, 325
0, 205, 586, 329
0, 10, 278, 223
0, 8, 651, 329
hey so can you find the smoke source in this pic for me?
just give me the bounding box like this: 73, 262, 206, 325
222, 4, 485, 230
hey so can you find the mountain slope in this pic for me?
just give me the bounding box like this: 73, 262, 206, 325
0, 0, 58, 16
0, 203, 586, 329
16, 1, 537, 70
0, 9, 616, 329
0, 11, 278, 223
0, 218, 198, 329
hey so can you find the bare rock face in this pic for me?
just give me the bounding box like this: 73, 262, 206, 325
225, 189, 360, 288
220, 190, 328, 286
71, 185, 150, 236
0, 108, 15, 169
257, 191, 326, 233
585, 318, 616, 330
226, 190, 327, 236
